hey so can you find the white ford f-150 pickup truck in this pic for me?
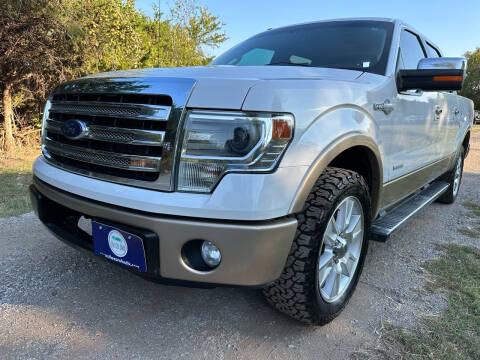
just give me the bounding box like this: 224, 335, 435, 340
30, 18, 473, 325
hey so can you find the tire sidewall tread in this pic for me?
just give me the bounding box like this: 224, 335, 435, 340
263, 167, 371, 325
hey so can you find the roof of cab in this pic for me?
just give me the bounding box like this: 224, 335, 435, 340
268, 17, 399, 31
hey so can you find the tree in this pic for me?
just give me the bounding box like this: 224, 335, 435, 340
459, 48, 480, 110
0, 0, 79, 151
169, 0, 227, 63
0, 0, 227, 151
134, 0, 227, 68
64, 0, 227, 73
64, 0, 151, 74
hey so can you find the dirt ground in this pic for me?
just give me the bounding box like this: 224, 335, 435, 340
1, 130, 479, 360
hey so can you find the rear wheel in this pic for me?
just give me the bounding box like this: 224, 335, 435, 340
437, 147, 464, 204
263, 168, 371, 325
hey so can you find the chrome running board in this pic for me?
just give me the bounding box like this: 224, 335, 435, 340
371, 181, 450, 242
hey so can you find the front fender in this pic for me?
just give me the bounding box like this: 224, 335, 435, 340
285, 107, 384, 217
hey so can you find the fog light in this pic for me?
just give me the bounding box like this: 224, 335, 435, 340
201, 241, 221, 268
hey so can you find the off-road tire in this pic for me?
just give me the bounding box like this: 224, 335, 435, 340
437, 146, 464, 204
263, 167, 371, 325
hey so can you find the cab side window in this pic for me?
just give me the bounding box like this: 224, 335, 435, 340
425, 42, 441, 58
399, 30, 426, 70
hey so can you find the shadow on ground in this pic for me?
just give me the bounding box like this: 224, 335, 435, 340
1, 132, 479, 359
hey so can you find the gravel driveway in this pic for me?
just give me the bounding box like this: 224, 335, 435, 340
1, 130, 479, 360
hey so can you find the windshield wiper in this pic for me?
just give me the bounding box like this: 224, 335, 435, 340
333, 66, 363, 72
266, 62, 313, 67
266, 62, 365, 72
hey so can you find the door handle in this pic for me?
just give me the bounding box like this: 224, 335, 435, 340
454, 108, 460, 116
373, 100, 394, 115
434, 106, 443, 121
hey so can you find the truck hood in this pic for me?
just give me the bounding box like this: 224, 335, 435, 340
85, 65, 363, 81
84, 66, 364, 109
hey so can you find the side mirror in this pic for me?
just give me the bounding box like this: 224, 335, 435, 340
397, 57, 467, 92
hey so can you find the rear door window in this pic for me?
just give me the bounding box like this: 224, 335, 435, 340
425, 42, 441, 58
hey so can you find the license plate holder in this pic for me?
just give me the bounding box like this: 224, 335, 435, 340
92, 221, 147, 272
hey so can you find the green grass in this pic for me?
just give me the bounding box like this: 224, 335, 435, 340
354, 201, 480, 360
0, 156, 35, 217
355, 244, 480, 360
457, 227, 480, 238
457, 202, 480, 238
463, 201, 480, 218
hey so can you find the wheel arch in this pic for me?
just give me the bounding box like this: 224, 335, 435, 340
462, 130, 470, 155
289, 134, 383, 219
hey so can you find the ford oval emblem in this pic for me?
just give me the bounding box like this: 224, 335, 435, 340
61, 119, 88, 140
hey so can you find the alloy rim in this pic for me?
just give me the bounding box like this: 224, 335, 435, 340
318, 196, 364, 303
453, 156, 462, 197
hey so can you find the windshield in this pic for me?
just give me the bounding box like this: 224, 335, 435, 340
212, 21, 394, 75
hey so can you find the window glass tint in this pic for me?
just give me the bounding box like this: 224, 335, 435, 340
425, 42, 441, 58
289, 55, 312, 65
399, 30, 426, 69
212, 21, 394, 75
235, 48, 274, 65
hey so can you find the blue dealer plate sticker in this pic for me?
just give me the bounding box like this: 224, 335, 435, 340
92, 221, 147, 272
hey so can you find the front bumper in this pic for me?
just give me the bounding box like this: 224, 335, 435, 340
30, 177, 297, 287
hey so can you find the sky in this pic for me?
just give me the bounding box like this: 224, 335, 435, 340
136, 0, 480, 58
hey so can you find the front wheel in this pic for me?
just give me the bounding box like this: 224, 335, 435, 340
263, 168, 371, 325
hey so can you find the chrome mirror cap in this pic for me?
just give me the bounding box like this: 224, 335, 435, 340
418, 57, 467, 72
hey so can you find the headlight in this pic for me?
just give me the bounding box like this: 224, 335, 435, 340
41, 100, 52, 146
177, 110, 294, 193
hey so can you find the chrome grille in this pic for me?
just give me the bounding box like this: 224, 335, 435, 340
89, 127, 135, 143
45, 139, 161, 172
49, 101, 170, 120
46, 119, 165, 146
43, 93, 172, 185
54, 103, 142, 117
